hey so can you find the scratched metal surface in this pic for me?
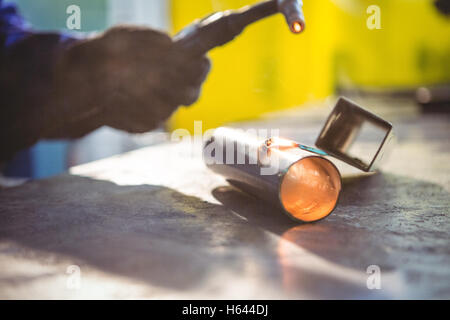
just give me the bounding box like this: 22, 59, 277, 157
0, 98, 449, 299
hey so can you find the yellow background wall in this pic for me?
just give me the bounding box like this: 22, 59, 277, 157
334, 0, 450, 87
168, 0, 450, 132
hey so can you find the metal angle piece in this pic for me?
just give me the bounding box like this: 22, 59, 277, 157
315, 97, 394, 172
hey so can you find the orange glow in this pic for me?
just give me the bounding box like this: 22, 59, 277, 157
280, 157, 341, 222
265, 137, 299, 151
292, 21, 302, 33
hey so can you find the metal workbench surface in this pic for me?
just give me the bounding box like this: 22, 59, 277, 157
0, 97, 449, 299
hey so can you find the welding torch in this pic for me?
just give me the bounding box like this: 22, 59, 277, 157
174, 0, 305, 56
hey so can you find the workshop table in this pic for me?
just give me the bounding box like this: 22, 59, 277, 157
0, 97, 449, 299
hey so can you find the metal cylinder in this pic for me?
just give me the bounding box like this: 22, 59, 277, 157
203, 127, 342, 223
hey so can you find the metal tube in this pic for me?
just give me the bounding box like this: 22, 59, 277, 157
204, 128, 342, 223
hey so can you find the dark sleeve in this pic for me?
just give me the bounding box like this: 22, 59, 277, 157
0, 0, 86, 162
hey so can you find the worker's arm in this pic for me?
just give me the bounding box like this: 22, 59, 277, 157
0, 0, 80, 161
0, 1, 210, 162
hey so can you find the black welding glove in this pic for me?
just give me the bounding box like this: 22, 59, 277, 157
51, 25, 211, 136
0, 26, 210, 162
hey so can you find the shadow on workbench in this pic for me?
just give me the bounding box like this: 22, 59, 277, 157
0, 173, 448, 298
213, 172, 450, 298
0, 175, 252, 291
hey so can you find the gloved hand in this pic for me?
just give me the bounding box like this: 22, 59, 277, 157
434, 0, 450, 15
0, 25, 210, 162
50, 26, 211, 137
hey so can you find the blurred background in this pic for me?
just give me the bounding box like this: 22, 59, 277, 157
3, 0, 450, 179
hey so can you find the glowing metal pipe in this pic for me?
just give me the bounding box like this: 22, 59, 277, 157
203, 128, 342, 223
203, 98, 393, 223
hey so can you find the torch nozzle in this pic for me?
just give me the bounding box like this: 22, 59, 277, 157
175, 0, 306, 56
278, 0, 306, 33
